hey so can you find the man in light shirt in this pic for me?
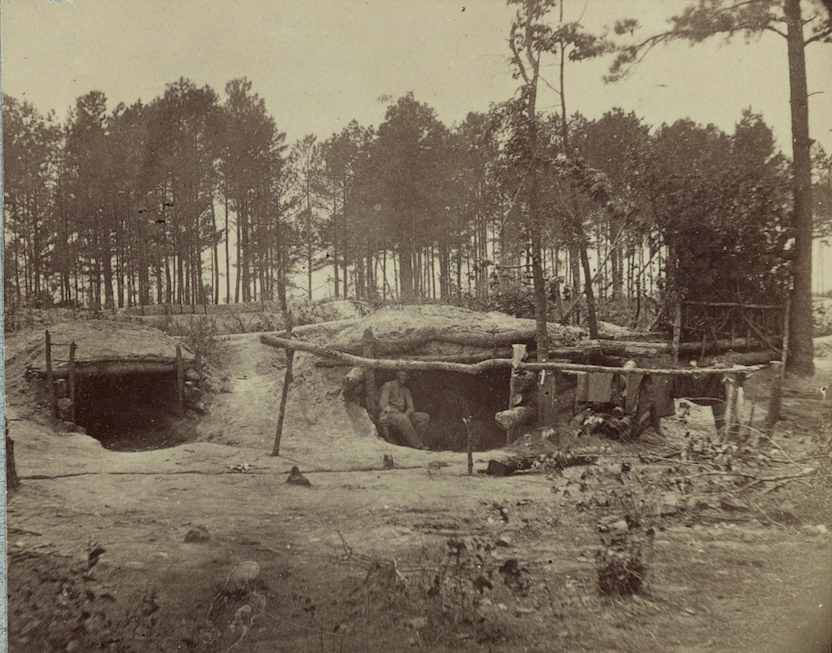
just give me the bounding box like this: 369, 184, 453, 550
378, 371, 430, 450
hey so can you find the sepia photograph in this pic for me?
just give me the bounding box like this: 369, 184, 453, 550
1, 0, 831, 650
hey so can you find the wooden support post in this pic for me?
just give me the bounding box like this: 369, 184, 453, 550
45, 330, 57, 419
272, 350, 295, 456
537, 370, 559, 427
272, 315, 295, 457
363, 328, 378, 419
671, 302, 682, 364
507, 344, 526, 446
175, 344, 185, 417
780, 296, 791, 368
722, 373, 738, 441
765, 361, 784, 430
464, 416, 474, 476
68, 342, 77, 423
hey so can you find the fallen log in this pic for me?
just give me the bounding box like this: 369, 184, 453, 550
485, 448, 601, 476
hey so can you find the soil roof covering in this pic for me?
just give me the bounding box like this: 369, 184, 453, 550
323, 304, 635, 357
9, 318, 196, 376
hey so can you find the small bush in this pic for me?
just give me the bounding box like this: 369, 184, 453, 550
595, 514, 653, 596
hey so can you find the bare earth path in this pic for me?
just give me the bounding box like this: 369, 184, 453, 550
5, 331, 831, 652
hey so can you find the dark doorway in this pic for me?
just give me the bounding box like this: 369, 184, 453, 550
377, 368, 510, 452
74, 373, 190, 451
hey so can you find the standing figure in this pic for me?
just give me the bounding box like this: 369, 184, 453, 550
378, 371, 430, 450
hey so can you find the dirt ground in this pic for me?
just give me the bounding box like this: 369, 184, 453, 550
5, 324, 832, 653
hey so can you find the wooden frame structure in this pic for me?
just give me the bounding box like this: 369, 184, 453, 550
261, 332, 772, 442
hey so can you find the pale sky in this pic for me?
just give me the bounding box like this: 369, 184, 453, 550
1, 0, 831, 291
1, 0, 831, 154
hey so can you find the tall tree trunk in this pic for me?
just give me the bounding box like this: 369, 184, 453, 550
784, 0, 814, 376
225, 187, 231, 304
332, 200, 340, 299
399, 243, 414, 303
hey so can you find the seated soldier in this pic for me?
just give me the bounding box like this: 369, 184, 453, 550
378, 371, 430, 450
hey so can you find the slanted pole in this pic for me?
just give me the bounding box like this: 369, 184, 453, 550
272, 313, 295, 457
45, 330, 57, 419
68, 342, 77, 423
272, 350, 295, 456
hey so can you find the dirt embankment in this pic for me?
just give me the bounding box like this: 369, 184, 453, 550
4, 317, 832, 653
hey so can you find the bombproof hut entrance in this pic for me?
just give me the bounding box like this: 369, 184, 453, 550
376, 368, 510, 452
36, 325, 199, 451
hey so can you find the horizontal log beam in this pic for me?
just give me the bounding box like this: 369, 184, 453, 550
681, 301, 784, 310
260, 334, 508, 375
518, 361, 767, 377
30, 360, 192, 377
261, 335, 768, 378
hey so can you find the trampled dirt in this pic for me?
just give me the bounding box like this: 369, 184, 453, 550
4, 319, 832, 653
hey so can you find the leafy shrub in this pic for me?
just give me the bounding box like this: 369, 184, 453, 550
595, 513, 653, 596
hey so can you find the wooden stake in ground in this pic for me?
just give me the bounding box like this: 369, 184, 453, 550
463, 416, 474, 476
765, 361, 784, 430
45, 330, 57, 419
272, 313, 295, 457
722, 373, 739, 440
176, 344, 185, 416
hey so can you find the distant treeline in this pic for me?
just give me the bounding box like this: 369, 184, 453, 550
4, 80, 827, 319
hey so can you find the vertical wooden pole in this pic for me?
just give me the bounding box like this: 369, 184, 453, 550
765, 361, 784, 430
464, 416, 474, 476
362, 328, 378, 419
722, 373, 738, 441
507, 344, 526, 446
671, 302, 682, 365
68, 342, 77, 423
780, 296, 791, 368
175, 344, 185, 417
45, 330, 57, 419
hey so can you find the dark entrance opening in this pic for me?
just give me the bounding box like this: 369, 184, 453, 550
74, 373, 190, 451
377, 368, 511, 452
